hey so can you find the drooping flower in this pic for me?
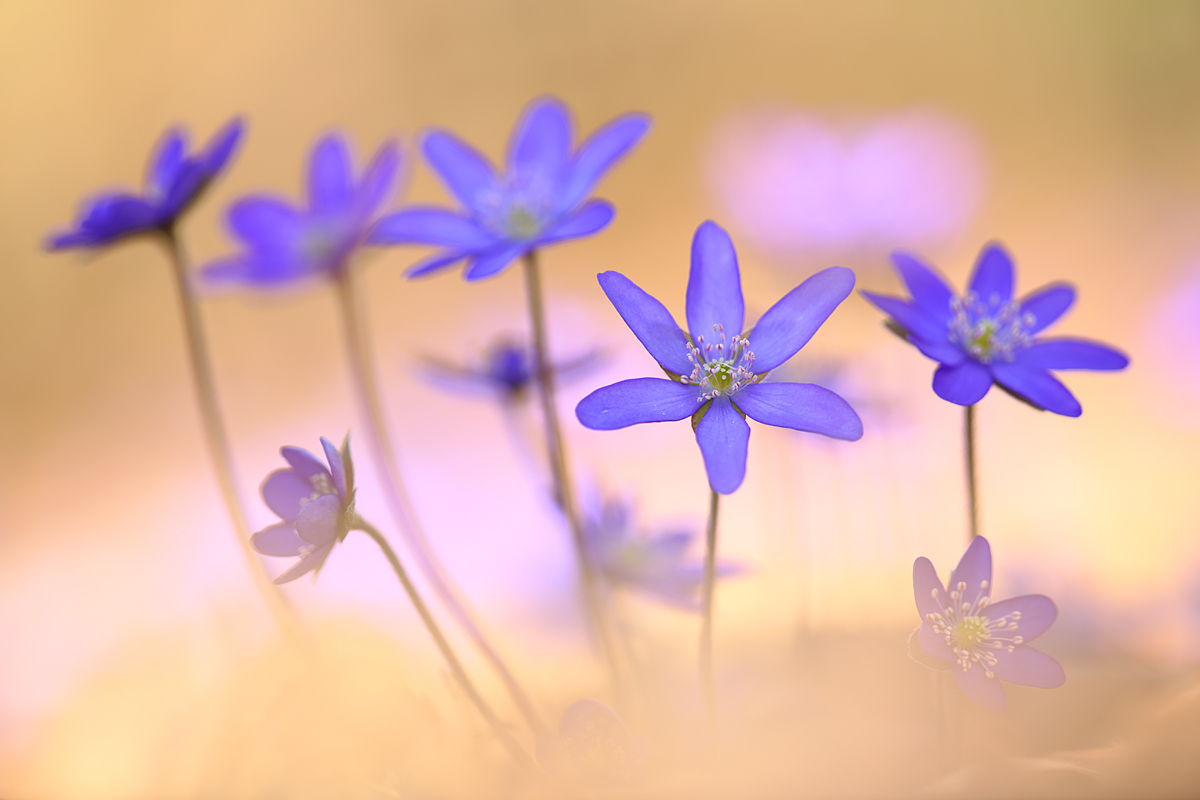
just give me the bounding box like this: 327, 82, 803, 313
202, 134, 399, 288
251, 436, 357, 584
861, 243, 1129, 416
575, 221, 863, 494
47, 117, 244, 249
418, 337, 604, 403
913, 536, 1065, 712
368, 96, 650, 281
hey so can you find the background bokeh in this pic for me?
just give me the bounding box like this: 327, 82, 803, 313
2, 1, 1199, 797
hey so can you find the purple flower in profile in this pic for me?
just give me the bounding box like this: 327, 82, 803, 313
575, 221, 863, 494
251, 436, 357, 584
47, 118, 244, 249
418, 337, 604, 403
862, 243, 1129, 416
914, 536, 1065, 712
202, 134, 399, 288
368, 96, 650, 281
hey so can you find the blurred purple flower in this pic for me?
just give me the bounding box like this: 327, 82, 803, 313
914, 536, 1065, 712
418, 337, 604, 403
47, 118, 244, 249
368, 96, 650, 281
862, 243, 1129, 416
251, 436, 356, 584
575, 221, 863, 494
536, 700, 647, 781
202, 134, 399, 288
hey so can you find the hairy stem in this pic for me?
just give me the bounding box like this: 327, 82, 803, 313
699, 488, 720, 736
964, 403, 978, 541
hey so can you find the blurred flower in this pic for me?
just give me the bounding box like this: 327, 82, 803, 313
251, 436, 357, 584
914, 536, 1065, 712
202, 134, 399, 288
575, 221, 863, 494
417, 337, 605, 403
582, 493, 740, 611
1139, 264, 1200, 429
47, 118, 244, 249
861, 243, 1129, 416
368, 96, 650, 281
536, 700, 646, 781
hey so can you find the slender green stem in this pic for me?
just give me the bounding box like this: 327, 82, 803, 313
334, 270, 546, 737
964, 403, 978, 541
354, 520, 534, 769
699, 488, 720, 734
521, 250, 620, 686
160, 229, 300, 638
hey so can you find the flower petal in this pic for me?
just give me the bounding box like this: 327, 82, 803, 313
686, 221, 744, 342
559, 112, 651, 209
227, 195, 303, 245
281, 446, 329, 481
948, 535, 992, 612
913, 556, 948, 620
989, 645, 1065, 688
260, 468, 317, 520
308, 134, 354, 213
274, 541, 336, 584
910, 334, 967, 365
918, 621, 955, 664
405, 249, 471, 279
596, 271, 691, 375
508, 96, 572, 179
464, 245, 527, 281
422, 129, 499, 214
575, 378, 702, 430
321, 436, 347, 497
967, 243, 1015, 304
1017, 338, 1129, 372
733, 382, 862, 440
368, 207, 495, 249
1018, 283, 1075, 336
989, 361, 1082, 417
295, 493, 341, 546
147, 127, 187, 196
537, 199, 614, 245
860, 291, 950, 344
892, 252, 956, 321
357, 140, 401, 219
983, 594, 1058, 642
748, 267, 855, 372
932, 360, 994, 405
201, 116, 246, 178
47, 194, 160, 249
251, 521, 307, 557
954, 665, 1007, 712
695, 396, 751, 495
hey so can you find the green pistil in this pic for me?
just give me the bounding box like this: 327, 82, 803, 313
953, 616, 989, 648
970, 321, 998, 357
506, 207, 541, 239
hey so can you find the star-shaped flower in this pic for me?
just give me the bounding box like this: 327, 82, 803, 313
418, 337, 604, 404
251, 436, 357, 584
47, 118, 244, 249
861, 243, 1129, 416
368, 96, 650, 281
202, 134, 399, 288
914, 536, 1065, 712
575, 221, 863, 494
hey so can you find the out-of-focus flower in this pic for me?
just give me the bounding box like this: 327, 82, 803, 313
368, 96, 650, 281
536, 700, 646, 781
417, 337, 604, 403
861, 243, 1129, 416
47, 118, 244, 249
575, 221, 862, 494
582, 494, 739, 611
1139, 264, 1200, 429
913, 536, 1065, 712
251, 436, 356, 584
202, 134, 399, 288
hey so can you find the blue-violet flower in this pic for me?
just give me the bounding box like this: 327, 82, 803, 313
861, 243, 1129, 416
419, 337, 603, 403
368, 96, 650, 281
575, 221, 863, 494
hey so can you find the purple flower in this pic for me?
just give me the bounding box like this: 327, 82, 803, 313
914, 536, 1065, 712
368, 96, 650, 281
861, 243, 1129, 416
202, 134, 400, 288
251, 436, 356, 584
418, 337, 604, 402
47, 118, 244, 249
575, 221, 863, 494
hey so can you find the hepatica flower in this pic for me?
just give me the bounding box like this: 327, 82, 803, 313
368, 96, 650, 281
47, 117, 244, 249
252, 436, 357, 584
914, 536, 1064, 712
202, 134, 399, 288
419, 337, 604, 403
862, 243, 1129, 416
576, 221, 863, 494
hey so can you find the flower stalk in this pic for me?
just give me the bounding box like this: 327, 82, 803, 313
964, 403, 979, 541
699, 488, 721, 736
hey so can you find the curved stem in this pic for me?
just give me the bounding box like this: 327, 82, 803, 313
964, 404, 978, 541
699, 488, 720, 736
521, 250, 620, 686
334, 269, 546, 737
354, 520, 535, 770
160, 229, 300, 638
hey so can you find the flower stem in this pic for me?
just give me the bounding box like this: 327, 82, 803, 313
354, 520, 535, 770
333, 269, 547, 737
963, 403, 978, 541
699, 488, 720, 737
159, 228, 301, 639
521, 250, 620, 687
